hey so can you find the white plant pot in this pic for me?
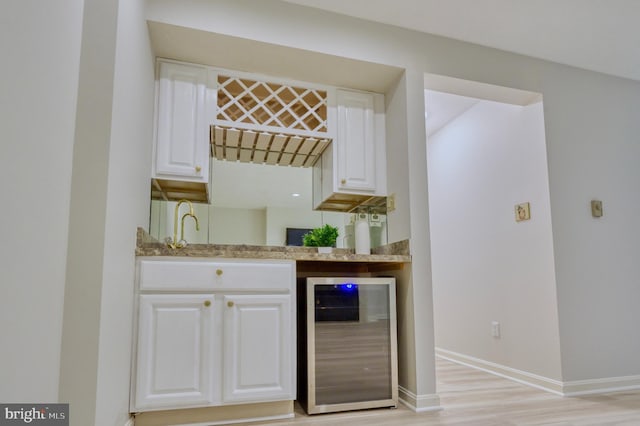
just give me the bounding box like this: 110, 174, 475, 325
317, 247, 333, 254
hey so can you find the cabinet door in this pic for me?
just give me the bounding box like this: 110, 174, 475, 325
222, 295, 294, 403
336, 89, 376, 192
154, 61, 210, 181
134, 294, 216, 410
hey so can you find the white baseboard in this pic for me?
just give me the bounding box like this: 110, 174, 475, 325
171, 413, 295, 426
171, 413, 294, 426
436, 347, 640, 397
124, 418, 135, 426
563, 375, 640, 396
398, 386, 442, 412
435, 348, 564, 395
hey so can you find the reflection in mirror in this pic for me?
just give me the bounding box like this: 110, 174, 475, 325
149, 159, 387, 247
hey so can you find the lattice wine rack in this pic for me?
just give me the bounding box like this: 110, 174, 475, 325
212, 73, 332, 167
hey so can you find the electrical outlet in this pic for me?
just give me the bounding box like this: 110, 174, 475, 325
491, 321, 501, 338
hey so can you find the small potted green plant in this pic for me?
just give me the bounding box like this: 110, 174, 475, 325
303, 224, 339, 253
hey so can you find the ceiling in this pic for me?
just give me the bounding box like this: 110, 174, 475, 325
284, 0, 640, 82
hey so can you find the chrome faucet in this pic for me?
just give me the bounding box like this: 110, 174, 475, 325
167, 199, 200, 249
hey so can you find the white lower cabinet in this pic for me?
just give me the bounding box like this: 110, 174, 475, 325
131, 258, 296, 413
223, 294, 292, 403
135, 294, 217, 410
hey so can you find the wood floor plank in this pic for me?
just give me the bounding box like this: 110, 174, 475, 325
244, 358, 640, 426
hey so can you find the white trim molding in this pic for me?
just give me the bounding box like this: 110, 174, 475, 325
562, 375, 640, 396
398, 386, 442, 412
436, 348, 640, 397
124, 418, 135, 426
172, 413, 294, 426
436, 348, 564, 395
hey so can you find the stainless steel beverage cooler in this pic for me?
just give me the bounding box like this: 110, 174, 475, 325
299, 277, 398, 414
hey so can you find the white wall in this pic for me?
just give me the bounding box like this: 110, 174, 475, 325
210, 207, 266, 245
58, 0, 120, 422
384, 74, 412, 242
94, 0, 154, 423
265, 207, 323, 246
402, 69, 438, 404
58, 0, 154, 425
542, 69, 640, 381
428, 100, 562, 380
0, 0, 83, 402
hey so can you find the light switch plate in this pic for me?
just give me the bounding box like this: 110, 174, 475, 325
591, 200, 603, 217
491, 321, 501, 338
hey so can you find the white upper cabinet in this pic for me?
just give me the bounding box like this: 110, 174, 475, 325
313, 89, 387, 212
336, 89, 377, 192
152, 60, 214, 202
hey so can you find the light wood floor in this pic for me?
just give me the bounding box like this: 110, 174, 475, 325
246, 358, 640, 425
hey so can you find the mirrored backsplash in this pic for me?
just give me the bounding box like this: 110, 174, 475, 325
149, 159, 387, 248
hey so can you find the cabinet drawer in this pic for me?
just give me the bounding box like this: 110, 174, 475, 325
138, 259, 294, 292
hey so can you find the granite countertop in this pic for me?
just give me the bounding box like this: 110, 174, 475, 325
136, 228, 411, 263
